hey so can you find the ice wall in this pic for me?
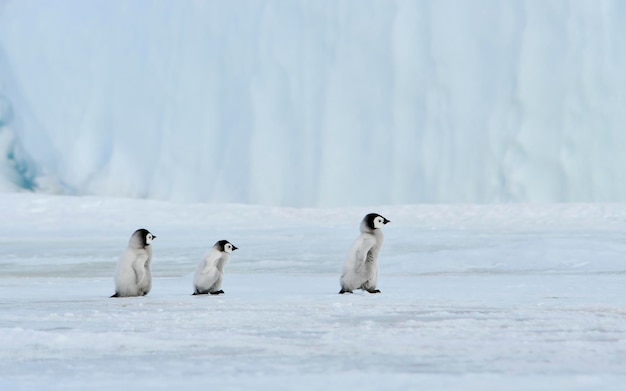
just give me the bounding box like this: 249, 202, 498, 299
1, 0, 626, 206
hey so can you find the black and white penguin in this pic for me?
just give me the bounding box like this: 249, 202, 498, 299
193, 240, 238, 295
339, 213, 390, 294
111, 228, 156, 298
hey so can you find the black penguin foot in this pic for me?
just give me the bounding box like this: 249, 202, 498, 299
210, 290, 224, 295
193, 290, 208, 295
366, 289, 381, 294
339, 289, 353, 294
110, 292, 120, 298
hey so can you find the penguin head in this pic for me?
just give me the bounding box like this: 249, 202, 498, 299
215, 240, 238, 254
364, 213, 390, 230
130, 228, 156, 249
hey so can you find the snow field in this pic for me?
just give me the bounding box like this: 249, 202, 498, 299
1, 194, 626, 390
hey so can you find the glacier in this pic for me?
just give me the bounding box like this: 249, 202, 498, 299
1, 0, 626, 206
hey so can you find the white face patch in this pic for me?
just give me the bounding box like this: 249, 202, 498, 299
146, 233, 154, 245
224, 243, 233, 253
373, 216, 386, 229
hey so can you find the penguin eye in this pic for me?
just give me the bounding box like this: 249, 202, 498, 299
226, 244, 232, 251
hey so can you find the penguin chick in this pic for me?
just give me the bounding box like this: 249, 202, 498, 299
111, 228, 156, 298
193, 240, 238, 295
339, 213, 390, 294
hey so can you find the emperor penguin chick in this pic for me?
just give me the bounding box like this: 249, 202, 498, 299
339, 213, 390, 294
111, 228, 156, 298
193, 240, 238, 295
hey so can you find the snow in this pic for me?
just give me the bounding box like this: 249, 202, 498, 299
1, 1, 625, 387
2, 193, 626, 390
1, 1, 626, 206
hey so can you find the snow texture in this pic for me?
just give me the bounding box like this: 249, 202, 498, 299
1, 1, 626, 206
2, 193, 626, 390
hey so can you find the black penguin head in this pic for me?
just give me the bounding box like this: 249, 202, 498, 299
215, 240, 238, 254
131, 228, 155, 248
364, 213, 390, 230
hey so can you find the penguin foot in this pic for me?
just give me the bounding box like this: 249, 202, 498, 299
210, 290, 224, 295
339, 289, 353, 294
110, 292, 120, 298
193, 290, 208, 295
366, 289, 381, 294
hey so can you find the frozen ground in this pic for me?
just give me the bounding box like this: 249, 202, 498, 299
1, 193, 626, 390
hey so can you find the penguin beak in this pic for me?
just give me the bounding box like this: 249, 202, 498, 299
383, 218, 390, 224
152, 235, 157, 239
232, 245, 238, 251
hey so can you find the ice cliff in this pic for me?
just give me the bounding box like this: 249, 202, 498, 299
1, 0, 625, 206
